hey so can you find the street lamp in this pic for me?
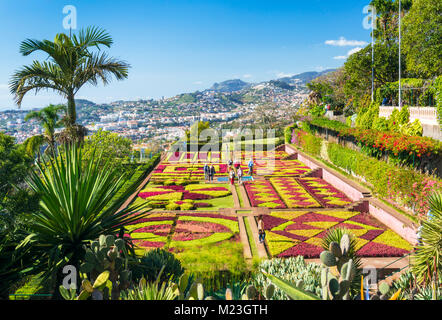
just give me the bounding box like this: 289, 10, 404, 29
399, 0, 402, 108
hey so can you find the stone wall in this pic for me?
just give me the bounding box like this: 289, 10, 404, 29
379, 106, 441, 140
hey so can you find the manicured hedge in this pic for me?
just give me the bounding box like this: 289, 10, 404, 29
326, 142, 441, 217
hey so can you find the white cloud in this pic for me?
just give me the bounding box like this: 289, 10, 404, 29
325, 37, 368, 47
333, 56, 347, 60
193, 81, 203, 85
347, 47, 363, 56
315, 66, 326, 72
0, 84, 8, 90
243, 74, 252, 79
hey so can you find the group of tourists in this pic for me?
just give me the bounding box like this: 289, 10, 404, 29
203, 158, 255, 185
203, 163, 216, 182
227, 158, 254, 185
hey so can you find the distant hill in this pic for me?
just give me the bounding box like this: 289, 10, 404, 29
75, 99, 96, 107
277, 69, 336, 85
206, 70, 336, 93
209, 79, 251, 93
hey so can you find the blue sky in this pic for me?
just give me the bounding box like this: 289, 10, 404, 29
0, 0, 373, 110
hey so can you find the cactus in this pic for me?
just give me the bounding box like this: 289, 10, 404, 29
78, 234, 132, 300
171, 274, 212, 300
59, 271, 113, 300
319, 236, 356, 300
264, 284, 275, 300
369, 281, 392, 300
245, 285, 258, 300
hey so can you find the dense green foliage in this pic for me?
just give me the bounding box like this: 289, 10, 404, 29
305, 0, 440, 116
131, 249, 184, 284
82, 129, 132, 174
402, 0, 442, 78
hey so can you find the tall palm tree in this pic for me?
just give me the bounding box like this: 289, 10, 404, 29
24, 104, 65, 154
20, 143, 149, 299
10, 26, 130, 142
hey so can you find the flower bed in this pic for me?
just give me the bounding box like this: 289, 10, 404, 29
244, 180, 286, 209
125, 213, 240, 253
270, 177, 322, 208
256, 160, 311, 177
262, 210, 412, 258
136, 183, 232, 210
296, 177, 353, 208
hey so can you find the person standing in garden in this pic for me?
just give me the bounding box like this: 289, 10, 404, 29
204, 163, 209, 181
248, 158, 254, 176
229, 167, 236, 185
209, 164, 216, 183
237, 166, 243, 185
234, 158, 240, 170
258, 215, 265, 243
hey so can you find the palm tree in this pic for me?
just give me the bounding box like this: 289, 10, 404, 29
20, 143, 148, 299
10, 26, 130, 142
412, 191, 442, 289
24, 104, 65, 155
22, 135, 45, 163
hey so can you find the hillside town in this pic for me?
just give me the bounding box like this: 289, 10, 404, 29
0, 79, 310, 145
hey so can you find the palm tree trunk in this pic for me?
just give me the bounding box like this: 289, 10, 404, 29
67, 93, 76, 126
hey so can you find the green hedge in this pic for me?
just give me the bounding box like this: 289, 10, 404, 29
326, 142, 440, 218
291, 129, 322, 157
112, 153, 161, 204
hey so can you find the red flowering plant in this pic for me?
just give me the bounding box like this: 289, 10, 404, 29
338, 127, 441, 167
409, 178, 442, 217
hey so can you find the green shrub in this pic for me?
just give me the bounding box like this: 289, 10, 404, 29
373, 116, 389, 132
130, 248, 184, 283
309, 104, 326, 117
357, 102, 379, 129
284, 124, 296, 143
293, 129, 322, 157
179, 203, 194, 211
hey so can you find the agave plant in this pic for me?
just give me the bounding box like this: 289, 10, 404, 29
19, 143, 149, 298
121, 266, 178, 301
412, 191, 442, 292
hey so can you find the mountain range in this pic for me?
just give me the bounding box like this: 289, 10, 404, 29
208, 69, 336, 93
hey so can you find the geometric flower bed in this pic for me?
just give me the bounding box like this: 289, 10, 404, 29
297, 177, 353, 208
137, 183, 232, 210
256, 160, 312, 177
244, 180, 286, 209
124, 212, 239, 254
270, 177, 322, 208
165, 152, 222, 163
151, 163, 229, 182
262, 210, 412, 258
